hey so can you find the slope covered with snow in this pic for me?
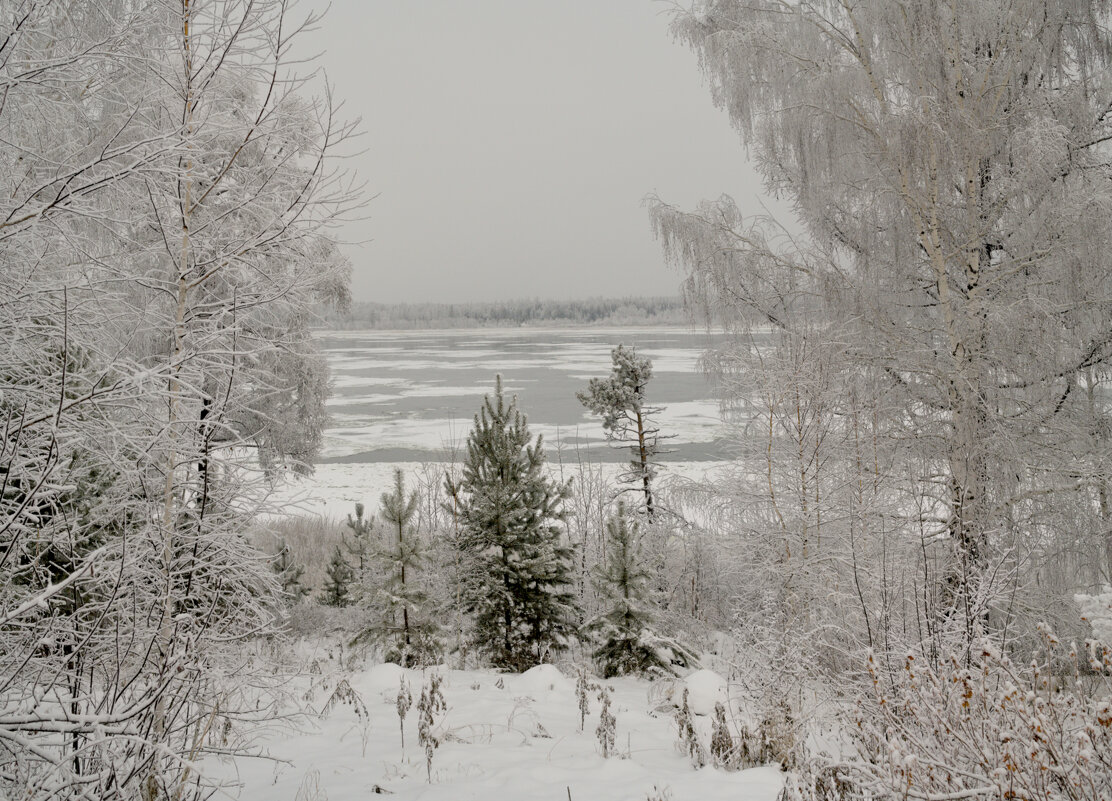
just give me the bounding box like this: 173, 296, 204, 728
214, 658, 782, 801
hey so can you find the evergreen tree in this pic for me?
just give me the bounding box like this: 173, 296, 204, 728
374, 469, 440, 665
577, 345, 665, 519
272, 540, 310, 603
589, 504, 672, 677
344, 502, 377, 601
447, 376, 580, 671
319, 545, 354, 608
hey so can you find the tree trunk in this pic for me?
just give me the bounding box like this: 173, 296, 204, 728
635, 408, 654, 520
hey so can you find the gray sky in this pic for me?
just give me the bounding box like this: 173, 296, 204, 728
310, 0, 780, 303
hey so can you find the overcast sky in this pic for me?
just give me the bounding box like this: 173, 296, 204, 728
309, 1, 782, 303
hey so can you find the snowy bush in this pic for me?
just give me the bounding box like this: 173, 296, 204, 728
781, 634, 1112, 801
1076, 587, 1112, 646
320, 679, 369, 722
710, 702, 737, 770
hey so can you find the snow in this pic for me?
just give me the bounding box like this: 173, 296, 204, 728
645, 670, 732, 719
517, 664, 573, 696
653, 401, 725, 444
265, 461, 738, 522
208, 656, 783, 801
681, 670, 729, 717
1076, 586, 1112, 644
367, 662, 408, 695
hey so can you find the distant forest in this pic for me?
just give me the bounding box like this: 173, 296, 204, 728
323, 296, 688, 329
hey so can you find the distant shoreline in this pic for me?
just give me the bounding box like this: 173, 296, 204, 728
317, 295, 696, 330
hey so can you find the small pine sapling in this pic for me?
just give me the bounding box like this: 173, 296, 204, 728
588, 504, 673, 677
417, 673, 447, 782
352, 470, 443, 666
675, 688, 705, 768
272, 539, 309, 603
379, 469, 440, 666
396, 676, 412, 753
710, 702, 736, 770
318, 545, 354, 607
344, 502, 376, 593
595, 685, 616, 758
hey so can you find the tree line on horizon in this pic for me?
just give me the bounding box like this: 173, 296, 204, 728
322, 296, 687, 329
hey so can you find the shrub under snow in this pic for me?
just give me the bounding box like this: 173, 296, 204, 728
1076, 587, 1112, 646
781, 632, 1112, 801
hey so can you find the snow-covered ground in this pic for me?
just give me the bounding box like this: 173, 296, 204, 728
212, 656, 783, 801
266, 461, 737, 521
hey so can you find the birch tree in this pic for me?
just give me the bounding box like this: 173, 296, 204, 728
0, 1, 357, 797
651, 0, 1112, 654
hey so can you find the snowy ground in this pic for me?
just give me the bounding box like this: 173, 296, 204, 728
211, 656, 783, 801
265, 461, 738, 522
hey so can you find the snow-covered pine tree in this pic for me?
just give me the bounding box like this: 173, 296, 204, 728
272, 540, 310, 603
371, 468, 440, 665
589, 503, 673, 678
344, 502, 376, 596
577, 346, 665, 519
447, 376, 580, 671
319, 546, 355, 608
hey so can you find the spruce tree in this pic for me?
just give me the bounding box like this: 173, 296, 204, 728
447, 376, 580, 671
589, 503, 671, 677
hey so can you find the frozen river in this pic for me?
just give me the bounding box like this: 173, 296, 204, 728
318, 326, 731, 463
276, 326, 733, 518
